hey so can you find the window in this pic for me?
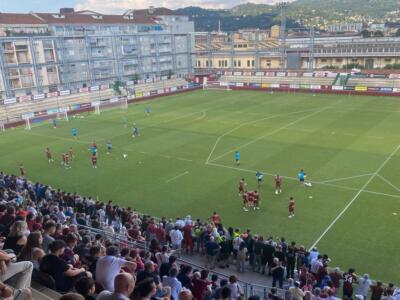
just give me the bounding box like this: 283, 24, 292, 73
252, 60, 255, 67
247, 60, 250, 67
224, 60, 228, 67
234, 60, 237, 67
218, 60, 222, 67
206, 61, 209, 67
197, 61, 201, 67
238, 60, 241, 67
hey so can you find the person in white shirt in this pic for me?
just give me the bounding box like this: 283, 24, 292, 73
162, 268, 182, 300
96, 246, 136, 292
169, 226, 183, 256
97, 273, 136, 300
355, 274, 372, 299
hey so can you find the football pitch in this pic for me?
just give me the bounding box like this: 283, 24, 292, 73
1, 89, 400, 283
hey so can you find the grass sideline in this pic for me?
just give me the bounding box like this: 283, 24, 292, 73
1, 89, 399, 284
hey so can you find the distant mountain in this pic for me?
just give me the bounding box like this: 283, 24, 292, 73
177, 0, 400, 32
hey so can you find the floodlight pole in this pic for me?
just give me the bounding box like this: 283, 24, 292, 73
277, 2, 289, 70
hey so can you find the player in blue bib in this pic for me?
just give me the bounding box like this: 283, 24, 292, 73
234, 151, 241, 166
106, 141, 112, 154
91, 146, 97, 156
256, 171, 264, 187
71, 128, 77, 138
132, 125, 140, 138
145, 107, 152, 116
52, 119, 57, 129
298, 169, 306, 184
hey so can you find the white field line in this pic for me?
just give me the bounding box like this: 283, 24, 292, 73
320, 173, 375, 184
205, 108, 321, 164
165, 171, 189, 183
376, 174, 400, 193
309, 144, 400, 251
363, 189, 400, 199
209, 108, 328, 163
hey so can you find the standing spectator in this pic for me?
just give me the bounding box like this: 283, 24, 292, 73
97, 273, 135, 300
237, 242, 247, 273
177, 265, 193, 290
228, 275, 244, 300
355, 274, 372, 300
205, 236, 220, 270
40, 240, 88, 293
289, 281, 305, 300
342, 268, 357, 300
271, 259, 285, 289
328, 268, 341, 293
3, 221, 28, 256
192, 270, 210, 300
221, 286, 232, 300
262, 240, 275, 275
286, 243, 297, 280
370, 281, 384, 300
253, 236, 263, 272
170, 226, 183, 257
159, 255, 177, 278
162, 268, 182, 300
183, 221, 194, 254
96, 246, 136, 292
214, 279, 229, 300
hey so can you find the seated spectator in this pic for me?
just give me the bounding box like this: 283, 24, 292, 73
129, 249, 144, 272
179, 289, 193, 300
221, 286, 232, 300
75, 277, 97, 300
0, 250, 33, 292
42, 221, 56, 253
96, 245, 136, 292
227, 275, 243, 300
162, 268, 182, 300
40, 240, 89, 293
177, 265, 193, 290
59, 293, 85, 300
289, 281, 305, 300
0, 279, 32, 300
87, 245, 101, 278
131, 278, 158, 300
75, 235, 92, 264
18, 231, 45, 273
3, 221, 28, 256
61, 233, 80, 267
0, 207, 16, 234
97, 273, 135, 300
159, 255, 177, 278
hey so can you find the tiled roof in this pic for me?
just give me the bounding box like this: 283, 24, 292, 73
0, 13, 46, 25
131, 8, 182, 17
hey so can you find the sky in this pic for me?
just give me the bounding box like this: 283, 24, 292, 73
0, 0, 295, 13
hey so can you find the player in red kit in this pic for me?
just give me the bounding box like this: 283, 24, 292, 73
275, 175, 282, 194
238, 178, 246, 196
46, 148, 53, 163
247, 191, 254, 210
242, 191, 249, 211
61, 153, 66, 166
288, 196, 295, 218
253, 190, 260, 210
91, 154, 98, 168
19, 162, 25, 177
64, 153, 70, 169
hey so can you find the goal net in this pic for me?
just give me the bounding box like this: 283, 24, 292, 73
203, 81, 231, 91
24, 109, 69, 130
92, 97, 128, 115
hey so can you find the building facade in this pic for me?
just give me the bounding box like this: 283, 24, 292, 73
0, 8, 195, 99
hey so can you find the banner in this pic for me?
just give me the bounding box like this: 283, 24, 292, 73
71, 104, 80, 111
355, 86, 367, 92
19, 95, 31, 102
110, 97, 120, 103
143, 92, 150, 97
47, 92, 58, 98
287, 72, 298, 77
4, 98, 17, 105
380, 87, 393, 92
91, 101, 100, 107
332, 86, 344, 91
280, 84, 289, 88
161, 76, 168, 80
171, 87, 177, 92
303, 72, 313, 77
79, 87, 89, 93
236, 82, 244, 87
326, 72, 338, 78
100, 84, 109, 90
33, 94, 46, 100
261, 83, 269, 88
135, 92, 143, 98
270, 83, 280, 88
90, 86, 99, 92
243, 72, 252, 76
126, 81, 134, 86
157, 89, 164, 94
344, 86, 355, 91
290, 84, 299, 89
224, 71, 233, 76
233, 72, 242, 76
59, 90, 70, 96
265, 72, 275, 77
389, 74, 400, 79
164, 88, 171, 93
300, 84, 311, 89
310, 85, 321, 90
276, 72, 286, 77
314, 72, 326, 78
47, 108, 59, 115
255, 72, 265, 76
22, 113, 34, 120
150, 90, 158, 96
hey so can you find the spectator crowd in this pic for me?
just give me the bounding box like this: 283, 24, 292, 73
0, 171, 398, 300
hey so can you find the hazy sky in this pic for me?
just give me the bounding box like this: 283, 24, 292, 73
0, 0, 295, 13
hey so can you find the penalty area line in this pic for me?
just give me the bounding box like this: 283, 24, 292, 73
165, 171, 189, 183
308, 144, 400, 251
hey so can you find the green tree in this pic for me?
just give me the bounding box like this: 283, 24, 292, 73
373, 30, 384, 37
112, 80, 122, 95
396, 29, 400, 37
131, 74, 140, 82
360, 30, 371, 38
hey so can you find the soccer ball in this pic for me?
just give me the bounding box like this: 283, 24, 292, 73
305, 182, 312, 187
123, 154, 128, 159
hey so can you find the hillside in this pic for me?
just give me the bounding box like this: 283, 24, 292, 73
177, 0, 400, 31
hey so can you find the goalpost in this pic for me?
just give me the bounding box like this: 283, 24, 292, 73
93, 97, 128, 115
24, 109, 69, 130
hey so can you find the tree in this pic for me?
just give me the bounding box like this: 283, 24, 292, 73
167, 70, 174, 79
112, 80, 122, 95
360, 30, 371, 38
396, 29, 400, 37
373, 30, 384, 37
131, 74, 140, 83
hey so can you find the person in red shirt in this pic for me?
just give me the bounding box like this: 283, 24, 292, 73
343, 268, 357, 300
238, 178, 246, 196
183, 222, 194, 254
242, 191, 249, 212
61, 153, 66, 166
253, 190, 260, 210
19, 162, 25, 177
288, 196, 295, 218
91, 154, 98, 168
275, 175, 282, 194
210, 212, 221, 225
64, 153, 70, 168
46, 148, 53, 163
247, 191, 255, 209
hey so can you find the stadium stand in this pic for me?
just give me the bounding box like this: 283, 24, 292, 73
0, 172, 398, 300
346, 77, 400, 88
219, 75, 335, 86
0, 78, 189, 126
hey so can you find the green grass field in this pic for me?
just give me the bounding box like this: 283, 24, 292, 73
1, 90, 400, 284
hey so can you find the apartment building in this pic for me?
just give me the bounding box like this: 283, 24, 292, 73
0, 8, 195, 98
195, 29, 400, 71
